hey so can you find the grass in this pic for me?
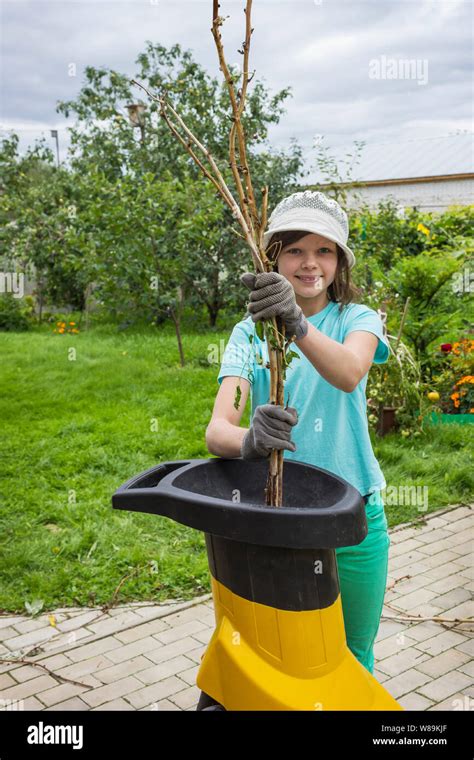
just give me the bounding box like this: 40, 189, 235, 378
0, 322, 472, 614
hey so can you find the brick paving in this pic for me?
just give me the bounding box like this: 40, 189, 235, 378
0, 504, 472, 711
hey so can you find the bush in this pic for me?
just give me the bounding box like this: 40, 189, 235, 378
0, 294, 36, 331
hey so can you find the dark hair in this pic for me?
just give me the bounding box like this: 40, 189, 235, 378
265, 230, 361, 313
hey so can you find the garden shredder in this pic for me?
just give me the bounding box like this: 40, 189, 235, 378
112, 457, 403, 711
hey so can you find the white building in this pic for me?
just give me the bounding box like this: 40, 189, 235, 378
304, 133, 474, 213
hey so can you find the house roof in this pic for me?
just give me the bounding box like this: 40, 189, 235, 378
305, 132, 474, 185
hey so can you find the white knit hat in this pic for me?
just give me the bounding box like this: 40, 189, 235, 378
263, 190, 356, 269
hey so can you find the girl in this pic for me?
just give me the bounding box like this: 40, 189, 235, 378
205, 190, 390, 676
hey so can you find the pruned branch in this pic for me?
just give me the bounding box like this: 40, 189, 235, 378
132, 1, 292, 506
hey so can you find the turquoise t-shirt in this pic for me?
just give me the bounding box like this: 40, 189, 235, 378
217, 299, 390, 497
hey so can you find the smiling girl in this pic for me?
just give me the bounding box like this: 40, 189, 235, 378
206, 190, 391, 676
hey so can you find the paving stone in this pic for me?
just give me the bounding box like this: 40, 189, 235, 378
417, 630, 468, 657
454, 639, 474, 657
377, 647, 430, 677
153, 619, 210, 646
456, 660, 474, 678
381, 668, 432, 700
80, 676, 144, 708
416, 648, 471, 678
55, 611, 104, 632
398, 621, 442, 642
125, 676, 188, 710
185, 645, 207, 665
168, 684, 201, 710
85, 610, 145, 637
66, 636, 123, 663
435, 588, 472, 611
427, 693, 473, 711
374, 632, 418, 661
0, 616, 26, 630
134, 655, 196, 686
139, 698, 181, 711
0, 675, 59, 701
92, 655, 152, 685
397, 692, 435, 710
105, 636, 167, 664
388, 587, 440, 611
55, 654, 115, 681
44, 697, 90, 711
145, 637, 207, 665
38, 678, 101, 707
417, 670, 472, 702
175, 664, 199, 686
92, 698, 135, 710
425, 575, 466, 595
2, 627, 59, 652
376, 619, 408, 641
0, 672, 17, 689
114, 618, 169, 644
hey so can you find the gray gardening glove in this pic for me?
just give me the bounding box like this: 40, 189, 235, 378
241, 403, 298, 460
240, 271, 309, 340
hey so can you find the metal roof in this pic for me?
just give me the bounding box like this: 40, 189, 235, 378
305, 132, 474, 184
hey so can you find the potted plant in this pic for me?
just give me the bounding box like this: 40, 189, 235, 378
367, 298, 425, 437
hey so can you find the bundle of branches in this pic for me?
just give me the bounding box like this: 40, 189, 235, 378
132, 0, 298, 506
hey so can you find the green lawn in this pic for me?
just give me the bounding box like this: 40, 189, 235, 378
1, 324, 472, 614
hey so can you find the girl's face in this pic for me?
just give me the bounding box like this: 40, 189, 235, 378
276, 233, 338, 301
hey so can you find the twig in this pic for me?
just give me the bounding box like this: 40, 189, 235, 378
0, 657, 90, 688
131, 1, 291, 506
381, 612, 473, 628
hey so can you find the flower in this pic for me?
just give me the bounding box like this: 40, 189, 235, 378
440, 343, 452, 353
417, 222, 430, 236
427, 391, 440, 402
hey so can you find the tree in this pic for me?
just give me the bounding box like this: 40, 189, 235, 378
55, 42, 306, 327
0, 135, 90, 320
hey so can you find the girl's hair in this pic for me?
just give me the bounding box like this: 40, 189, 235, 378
265, 229, 361, 313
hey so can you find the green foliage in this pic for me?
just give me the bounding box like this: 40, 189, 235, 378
0, 294, 36, 331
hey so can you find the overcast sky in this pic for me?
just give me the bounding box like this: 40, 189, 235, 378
1, 0, 472, 168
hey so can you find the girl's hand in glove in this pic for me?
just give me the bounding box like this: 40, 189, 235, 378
240, 271, 309, 340
240, 403, 298, 461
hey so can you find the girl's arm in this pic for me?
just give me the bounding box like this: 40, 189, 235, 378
206, 376, 251, 458
295, 324, 379, 393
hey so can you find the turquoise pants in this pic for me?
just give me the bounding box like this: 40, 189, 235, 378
334, 491, 390, 675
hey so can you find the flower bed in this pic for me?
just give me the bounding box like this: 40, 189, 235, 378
427, 339, 474, 416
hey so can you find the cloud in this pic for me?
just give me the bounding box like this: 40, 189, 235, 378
1, 0, 471, 161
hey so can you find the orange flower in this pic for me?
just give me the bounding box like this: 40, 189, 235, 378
456, 376, 474, 385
